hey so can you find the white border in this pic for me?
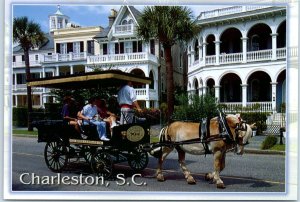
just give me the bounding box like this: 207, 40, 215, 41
3, 0, 299, 200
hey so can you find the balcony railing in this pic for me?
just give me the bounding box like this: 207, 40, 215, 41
13, 60, 41, 68
43, 52, 87, 63
115, 24, 135, 34
198, 6, 272, 20
189, 48, 287, 70
221, 102, 273, 112
87, 52, 158, 65
135, 88, 158, 100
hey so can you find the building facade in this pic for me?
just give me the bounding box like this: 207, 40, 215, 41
12, 5, 185, 108
187, 6, 287, 113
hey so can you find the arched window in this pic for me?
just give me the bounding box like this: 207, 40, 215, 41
194, 40, 199, 61
121, 20, 128, 25
149, 71, 154, 89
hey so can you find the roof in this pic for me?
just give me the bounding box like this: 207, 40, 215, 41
13, 33, 54, 53
27, 70, 152, 89
128, 6, 141, 20
94, 26, 110, 38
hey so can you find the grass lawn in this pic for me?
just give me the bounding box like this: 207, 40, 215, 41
13, 129, 38, 136
270, 144, 285, 151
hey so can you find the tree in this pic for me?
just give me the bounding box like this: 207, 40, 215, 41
137, 6, 199, 122
13, 17, 46, 131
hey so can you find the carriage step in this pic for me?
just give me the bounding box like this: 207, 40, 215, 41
69, 138, 103, 146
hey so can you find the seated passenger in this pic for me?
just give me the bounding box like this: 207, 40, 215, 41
96, 98, 117, 130
61, 96, 85, 139
78, 97, 109, 141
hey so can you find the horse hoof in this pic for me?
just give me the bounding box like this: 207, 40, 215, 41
156, 174, 165, 182
204, 173, 211, 181
217, 183, 226, 189
187, 176, 196, 184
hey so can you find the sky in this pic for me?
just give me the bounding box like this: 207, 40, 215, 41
13, 4, 222, 32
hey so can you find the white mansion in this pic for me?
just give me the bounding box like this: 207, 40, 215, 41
13, 5, 290, 113
187, 6, 288, 112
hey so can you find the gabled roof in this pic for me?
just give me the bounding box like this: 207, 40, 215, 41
13, 33, 54, 54
94, 6, 141, 40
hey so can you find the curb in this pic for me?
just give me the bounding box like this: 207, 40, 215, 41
244, 148, 285, 155
13, 134, 37, 138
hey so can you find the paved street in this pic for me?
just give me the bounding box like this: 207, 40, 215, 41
12, 136, 285, 192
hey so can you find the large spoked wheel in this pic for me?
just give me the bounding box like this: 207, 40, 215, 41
128, 149, 149, 172
44, 141, 68, 172
91, 151, 113, 179
82, 146, 97, 164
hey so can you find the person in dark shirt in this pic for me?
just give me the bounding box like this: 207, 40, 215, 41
62, 96, 85, 139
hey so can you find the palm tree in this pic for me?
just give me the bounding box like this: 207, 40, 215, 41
137, 6, 199, 122
13, 17, 46, 131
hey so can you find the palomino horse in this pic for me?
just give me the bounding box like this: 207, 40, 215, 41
155, 114, 253, 189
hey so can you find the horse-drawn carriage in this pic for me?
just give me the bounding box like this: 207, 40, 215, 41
29, 70, 253, 188
29, 70, 152, 179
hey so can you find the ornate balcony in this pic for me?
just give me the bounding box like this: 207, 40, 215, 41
42, 52, 87, 63
135, 88, 158, 101
114, 24, 136, 34
87, 52, 158, 65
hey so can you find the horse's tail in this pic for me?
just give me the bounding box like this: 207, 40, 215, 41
149, 126, 168, 158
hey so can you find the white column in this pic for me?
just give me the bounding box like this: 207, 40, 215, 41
199, 45, 203, 60
191, 51, 195, 65
203, 43, 207, 65
56, 66, 59, 76
241, 37, 248, 63
146, 100, 150, 108
40, 93, 43, 106
214, 41, 221, 65
214, 86, 220, 102
15, 95, 18, 107
70, 65, 74, 75
202, 86, 207, 95
271, 33, 278, 60
42, 67, 45, 78
241, 84, 248, 107
271, 82, 277, 112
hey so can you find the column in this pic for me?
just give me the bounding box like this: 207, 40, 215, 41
214, 41, 221, 65
241, 84, 248, 107
56, 66, 59, 76
271, 33, 278, 60
146, 100, 150, 108
42, 67, 45, 78
202, 86, 207, 95
203, 43, 207, 65
85, 65, 88, 73
15, 95, 18, 107
199, 45, 203, 60
241, 37, 248, 63
40, 93, 43, 106
271, 82, 277, 112
191, 51, 195, 65
70, 65, 74, 75
214, 86, 220, 102
14, 73, 17, 90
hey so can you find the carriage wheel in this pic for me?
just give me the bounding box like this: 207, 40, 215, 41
44, 141, 67, 172
91, 151, 113, 179
82, 146, 97, 164
128, 149, 149, 172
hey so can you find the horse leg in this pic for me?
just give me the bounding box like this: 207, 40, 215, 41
156, 146, 173, 182
177, 147, 196, 184
205, 150, 226, 189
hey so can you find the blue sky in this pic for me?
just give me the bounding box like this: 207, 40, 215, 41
13, 4, 220, 32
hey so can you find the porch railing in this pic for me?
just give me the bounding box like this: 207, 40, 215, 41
246, 49, 272, 62
43, 52, 87, 63
221, 102, 273, 112
220, 52, 243, 64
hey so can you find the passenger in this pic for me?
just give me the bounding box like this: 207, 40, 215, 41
61, 96, 85, 139
96, 98, 117, 130
117, 81, 142, 124
78, 97, 110, 141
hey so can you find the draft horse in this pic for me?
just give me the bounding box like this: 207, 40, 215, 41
154, 113, 253, 189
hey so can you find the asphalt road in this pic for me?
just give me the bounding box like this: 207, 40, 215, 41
12, 136, 285, 193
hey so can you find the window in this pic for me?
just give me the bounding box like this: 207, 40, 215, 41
73, 42, 80, 53
13, 56, 16, 62
45, 72, 53, 78
22, 55, 25, 61
87, 40, 94, 55
133, 41, 143, 53
30, 73, 40, 79
48, 53, 52, 55
51, 17, 55, 29
35, 55, 39, 61
16, 74, 26, 84
115, 43, 119, 54
67, 43, 73, 53
103, 43, 108, 55
57, 18, 63, 29
150, 39, 155, 55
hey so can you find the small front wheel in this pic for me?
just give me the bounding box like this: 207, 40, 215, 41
90, 151, 113, 179
44, 141, 67, 172
128, 149, 149, 172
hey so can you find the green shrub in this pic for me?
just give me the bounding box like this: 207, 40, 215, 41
13, 107, 44, 127
261, 135, 278, 150
172, 94, 218, 122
